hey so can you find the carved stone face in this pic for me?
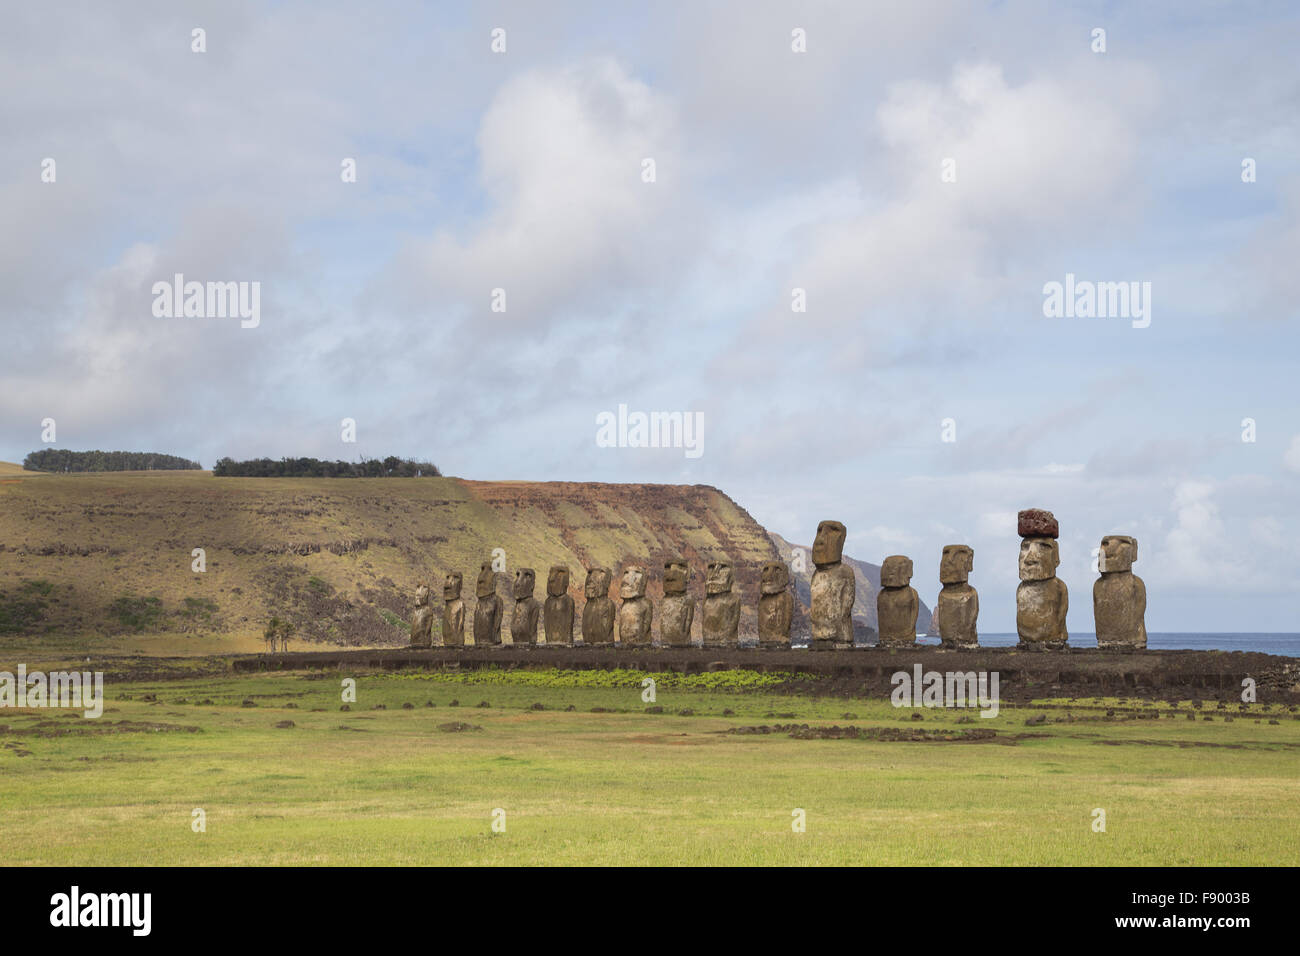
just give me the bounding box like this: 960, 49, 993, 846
585, 567, 611, 599
939, 545, 973, 585
663, 560, 689, 595
761, 561, 789, 594
880, 555, 913, 588
443, 572, 462, 601
513, 567, 536, 599
1019, 538, 1059, 582
706, 561, 734, 595
476, 562, 496, 598
547, 565, 569, 596
414, 583, 430, 607
620, 566, 647, 599
812, 520, 846, 567
1098, 535, 1136, 573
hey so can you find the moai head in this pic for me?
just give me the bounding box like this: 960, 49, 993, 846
761, 561, 789, 594
812, 520, 846, 567
620, 566, 647, 599
939, 545, 974, 585
414, 583, 430, 607
585, 567, 611, 599
547, 565, 569, 597
706, 561, 734, 595
443, 571, 462, 601
1099, 535, 1137, 573
1018, 538, 1060, 582
513, 567, 536, 599
663, 559, 690, 595
476, 562, 496, 598
880, 555, 913, 588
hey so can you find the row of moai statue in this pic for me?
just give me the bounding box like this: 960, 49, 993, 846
410, 560, 795, 648
408, 510, 1147, 650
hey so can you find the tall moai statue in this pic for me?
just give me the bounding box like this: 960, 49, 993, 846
1017, 509, 1068, 648
473, 561, 504, 646
543, 565, 574, 646
618, 565, 653, 645
442, 572, 465, 647
660, 558, 694, 647
702, 560, 741, 648
936, 545, 978, 649
810, 520, 854, 649
409, 583, 434, 648
876, 556, 918, 646
580, 566, 615, 646
757, 560, 793, 649
511, 568, 541, 646
1094, 534, 1146, 649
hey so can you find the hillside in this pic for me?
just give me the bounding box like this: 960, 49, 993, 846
768, 532, 933, 641
0, 468, 781, 651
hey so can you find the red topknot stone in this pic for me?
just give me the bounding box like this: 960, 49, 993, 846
1018, 508, 1059, 539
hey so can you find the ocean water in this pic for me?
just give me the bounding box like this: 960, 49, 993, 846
913, 633, 1300, 656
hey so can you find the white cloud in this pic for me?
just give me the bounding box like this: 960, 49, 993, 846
1284, 434, 1300, 474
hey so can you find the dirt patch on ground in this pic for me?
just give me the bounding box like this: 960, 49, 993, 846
720, 723, 1042, 744
19, 718, 200, 737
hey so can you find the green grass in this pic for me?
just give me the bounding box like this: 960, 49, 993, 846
1, 668, 1297, 865
0, 579, 55, 634
109, 594, 163, 630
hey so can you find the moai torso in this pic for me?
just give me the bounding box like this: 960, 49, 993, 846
617, 567, 653, 645
581, 567, 615, 645
409, 584, 434, 648
758, 561, 793, 648
1094, 535, 1147, 648
510, 568, 541, 645
701, 561, 740, 647
473, 562, 504, 646
876, 555, 918, 646
937, 544, 978, 648
810, 520, 855, 646
660, 559, 694, 646
1016, 511, 1067, 647
543, 565, 574, 645
442, 572, 465, 647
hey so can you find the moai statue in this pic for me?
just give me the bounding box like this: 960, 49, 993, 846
1017, 509, 1068, 648
660, 558, 694, 647
409, 583, 434, 648
618, 566, 653, 646
442, 572, 465, 648
757, 561, 793, 649
543, 565, 574, 646
937, 545, 978, 649
810, 520, 854, 649
510, 568, 541, 647
702, 560, 741, 648
1094, 534, 1146, 649
580, 567, 615, 646
473, 561, 504, 646
876, 556, 918, 646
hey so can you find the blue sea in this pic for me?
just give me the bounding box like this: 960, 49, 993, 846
913, 633, 1300, 656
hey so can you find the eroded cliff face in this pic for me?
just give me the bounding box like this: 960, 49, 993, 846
0, 469, 780, 646
768, 532, 933, 642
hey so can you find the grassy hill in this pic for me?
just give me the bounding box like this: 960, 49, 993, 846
0, 467, 780, 654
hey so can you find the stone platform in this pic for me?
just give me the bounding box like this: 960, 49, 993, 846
232, 645, 1300, 703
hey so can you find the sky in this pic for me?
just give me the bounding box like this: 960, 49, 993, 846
2, 1, 1298, 632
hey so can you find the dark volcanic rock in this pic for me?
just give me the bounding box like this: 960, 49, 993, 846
1018, 508, 1059, 539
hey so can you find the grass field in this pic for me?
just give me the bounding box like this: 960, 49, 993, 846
2, 666, 1297, 865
